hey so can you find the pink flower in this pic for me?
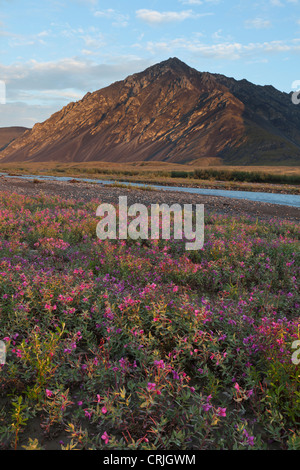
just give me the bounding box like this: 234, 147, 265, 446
234, 383, 240, 391
203, 403, 212, 412
101, 406, 107, 414
147, 382, 156, 391
173, 286, 178, 293
101, 431, 109, 444
12, 348, 22, 358
217, 407, 227, 417
46, 389, 53, 397
154, 360, 165, 369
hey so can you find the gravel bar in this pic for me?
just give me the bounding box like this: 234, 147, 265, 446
0, 176, 299, 222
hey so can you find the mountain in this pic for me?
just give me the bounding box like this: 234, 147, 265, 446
0, 127, 29, 152
1, 58, 300, 165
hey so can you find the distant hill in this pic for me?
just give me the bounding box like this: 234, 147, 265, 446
0, 127, 29, 152
1, 58, 300, 165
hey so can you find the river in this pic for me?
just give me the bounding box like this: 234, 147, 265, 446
1, 173, 300, 208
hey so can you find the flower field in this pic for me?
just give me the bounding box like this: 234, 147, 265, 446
0, 190, 299, 450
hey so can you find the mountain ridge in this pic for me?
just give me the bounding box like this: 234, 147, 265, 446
1, 57, 300, 165
0, 127, 29, 152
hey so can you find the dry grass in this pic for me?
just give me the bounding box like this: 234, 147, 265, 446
0, 161, 299, 194
0, 160, 299, 175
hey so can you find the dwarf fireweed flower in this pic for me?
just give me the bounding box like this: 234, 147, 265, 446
154, 360, 165, 369
172, 370, 180, 380
203, 403, 212, 412
217, 407, 227, 417
101, 431, 109, 444
147, 382, 156, 391
242, 429, 255, 447
84, 410, 92, 419
12, 348, 22, 358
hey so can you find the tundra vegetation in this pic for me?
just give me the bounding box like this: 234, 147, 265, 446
0, 190, 298, 450
0, 162, 300, 194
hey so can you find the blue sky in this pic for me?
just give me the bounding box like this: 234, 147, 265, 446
1, 0, 300, 127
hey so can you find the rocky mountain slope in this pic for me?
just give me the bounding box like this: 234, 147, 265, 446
1, 58, 300, 165
0, 127, 29, 152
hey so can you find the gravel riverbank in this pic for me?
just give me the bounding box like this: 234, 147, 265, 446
0, 176, 299, 222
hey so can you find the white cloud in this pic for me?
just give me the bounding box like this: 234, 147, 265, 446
179, 0, 221, 4
212, 29, 233, 41
81, 33, 106, 49
0, 102, 56, 127
270, 0, 284, 5
179, 0, 203, 4
0, 26, 52, 48
143, 37, 300, 59
136, 9, 208, 25
0, 56, 151, 103
74, 0, 98, 4
94, 9, 115, 17
0, 56, 152, 126
94, 9, 129, 27
270, 0, 298, 5
245, 18, 272, 29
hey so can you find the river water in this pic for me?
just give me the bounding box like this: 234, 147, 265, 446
1, 173, 300, 208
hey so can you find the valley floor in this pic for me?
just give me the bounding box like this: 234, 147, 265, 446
0, 176, 299, 222
0, 176, 299, 451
